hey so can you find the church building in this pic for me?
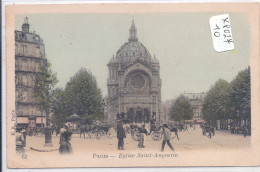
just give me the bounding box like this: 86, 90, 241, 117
107, 20, 162, 123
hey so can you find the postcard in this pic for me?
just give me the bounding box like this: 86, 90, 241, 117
3, 2, 260, 168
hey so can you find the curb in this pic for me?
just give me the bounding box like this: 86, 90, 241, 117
30, 147, 58, 152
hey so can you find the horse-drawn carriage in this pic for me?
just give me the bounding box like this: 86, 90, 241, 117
201, 123, 214, 138
231, 125, 250, 136
129, 122, 163, 141
129, 123, 179, 141
91, 124, 114, 139
231, 126, 244, 134
79, 122, 114, 139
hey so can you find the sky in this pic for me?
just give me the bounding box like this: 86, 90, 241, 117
16, 13, 250, 101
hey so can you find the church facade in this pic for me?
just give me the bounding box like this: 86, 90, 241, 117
107, 21, 162, 123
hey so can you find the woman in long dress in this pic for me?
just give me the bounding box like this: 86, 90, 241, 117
59, 126, 73, 154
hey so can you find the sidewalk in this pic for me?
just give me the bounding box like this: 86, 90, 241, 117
25, 134, 59, 152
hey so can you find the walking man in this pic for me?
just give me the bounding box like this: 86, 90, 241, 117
161, 124, 174, 152
79, 124, 86, 139
138, 124, 148, 148
117, 122, 126, 150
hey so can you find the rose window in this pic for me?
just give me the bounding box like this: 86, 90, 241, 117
131, 74, 145, 90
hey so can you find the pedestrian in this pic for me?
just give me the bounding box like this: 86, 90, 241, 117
138, 124, 148, 148
208, 127, 212, 139
16, 127, 25, 155
21, 128, 27, 147
117, 122, 126, 150
80, 124, 86, 139
202, 126, 206, 135
59, 125, 73, 154
55, 126, 60, 136
161, 124, 174, 152
211, 126, 215, 136
170, 127, 179, 140
243, 126, 247, 138
185, 124, 188, 131
87, 124, 92, 139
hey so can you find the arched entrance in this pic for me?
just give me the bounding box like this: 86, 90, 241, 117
126, 107, 150, 123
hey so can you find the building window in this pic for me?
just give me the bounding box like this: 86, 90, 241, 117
22, 59, 27, 70
22, 74, 27, 86
22, 45, 27, 55
35, 62, 40, 72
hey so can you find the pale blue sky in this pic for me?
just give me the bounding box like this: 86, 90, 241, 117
16, 13, 250, 101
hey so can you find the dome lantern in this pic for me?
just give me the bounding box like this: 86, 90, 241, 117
128, 20, 138, 42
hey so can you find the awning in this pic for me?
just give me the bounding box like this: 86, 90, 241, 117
196, 120, 205, 123
185, 120, 194, 123
17, 117, 29, 124
36, 117, 46, 124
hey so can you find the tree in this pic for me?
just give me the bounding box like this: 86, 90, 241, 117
62, 68, 103, 119
49, 88, 67, 127
34, 61, 58, 116
229, 67, 250, 124
170, 95, 193, 121
202, 79, 231, 122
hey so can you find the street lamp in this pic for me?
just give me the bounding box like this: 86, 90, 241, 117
44, 79, 53, 147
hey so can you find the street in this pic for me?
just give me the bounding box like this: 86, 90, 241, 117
14, 125, 251, 168
25, 124, 250, 153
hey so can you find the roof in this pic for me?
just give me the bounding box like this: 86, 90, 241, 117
15, 30, 43, 44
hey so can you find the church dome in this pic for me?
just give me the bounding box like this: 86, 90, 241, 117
112, 20, 152, 64
116, 41, 151, 60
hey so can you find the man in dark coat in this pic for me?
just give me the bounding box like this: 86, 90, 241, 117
117, 123, 126, 150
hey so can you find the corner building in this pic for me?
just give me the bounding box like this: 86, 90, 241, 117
107, 21, 162, 123
184, 93, 206, 121
15, 17, 47, 128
